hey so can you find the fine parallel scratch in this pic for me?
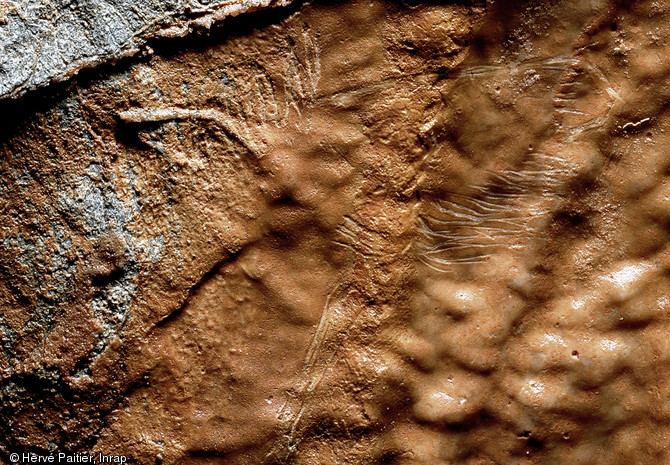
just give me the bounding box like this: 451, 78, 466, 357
418, 151, 572, 270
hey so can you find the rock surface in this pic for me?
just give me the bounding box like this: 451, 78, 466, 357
0, 0, 293, 99
0, 0, 669, 464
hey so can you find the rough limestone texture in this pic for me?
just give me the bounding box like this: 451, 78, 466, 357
0, 0, 293, 99
0, 0, 669, 464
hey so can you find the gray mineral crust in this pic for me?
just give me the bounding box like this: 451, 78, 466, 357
0, 0, 292, 99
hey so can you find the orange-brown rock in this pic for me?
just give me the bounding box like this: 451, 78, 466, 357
0, 0, 668, 464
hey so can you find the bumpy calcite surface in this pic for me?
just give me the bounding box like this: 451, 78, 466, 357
1, 0, 669, 464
